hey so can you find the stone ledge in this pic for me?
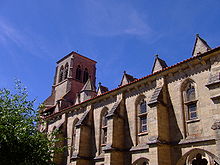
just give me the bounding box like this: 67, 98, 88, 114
206, 80, 220, 88
71, 154, 94, 161
179, 136, 215, 145
130, 143, 149, 152
102, 144, 129, 152
210, 94, 220, 100
94, 154, 104, 161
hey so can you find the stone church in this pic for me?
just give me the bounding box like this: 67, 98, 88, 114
40, 35, 220, 165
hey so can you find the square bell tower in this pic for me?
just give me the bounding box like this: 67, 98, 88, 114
42, 51, 96, 115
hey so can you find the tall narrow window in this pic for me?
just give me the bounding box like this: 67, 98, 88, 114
83, 68, 89, 83
183, 80, 198, 120
188, 103, 197, 120
186, 84, 195, 101
100, 108, 108, 154
76, 65, 81, 81
59, 66, 64, 82
138, 99, 147, 133
64, 63, 69, 79
101, 111, 108, 145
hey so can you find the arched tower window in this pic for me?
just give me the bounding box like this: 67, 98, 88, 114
76, 65, 81, 81
99, 108, 108, 153
59, 65, 64, 82
138, 99, 148, 133
182, 80, 198, 120
83, 68, 89, 83
64, 63, 69, 80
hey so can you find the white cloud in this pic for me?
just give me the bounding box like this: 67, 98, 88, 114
0, 17, 52, 60
0, 19, 25, 47
78, 0, 155, 38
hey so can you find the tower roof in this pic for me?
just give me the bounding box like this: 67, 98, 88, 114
192, 34, 211, 56
119, 71, 136, 86
56, 51, 97, 64
152, 55, 168, 73
97, 82, 109, 95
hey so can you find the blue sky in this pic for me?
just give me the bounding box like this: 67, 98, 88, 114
0, 0, 220, 106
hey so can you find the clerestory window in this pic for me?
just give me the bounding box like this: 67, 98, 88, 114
138, 99, 148, 133
183, 80, 198, 120
101, 111, 108, 145
99, 108, 108, 154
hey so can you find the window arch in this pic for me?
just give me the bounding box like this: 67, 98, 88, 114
182, 79, 198, 120
70, 118, 79, 156
99, 108, 108, 153
59, 65, 64, 82
75, 65, 81, 81
64, 63, 69, 80
136, 96, 148, 134
83, 68, 89, 83
132, 157, 149, 165
176, 148, 214, 165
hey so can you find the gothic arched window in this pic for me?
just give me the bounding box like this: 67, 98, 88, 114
83, 68, 89, 83
182, 80, 198, 120
101, 111, 108, 145
76, 65, 81, 81
99, 108, 108, 153
138, 99, 148, 133
59, 65, 64, 82
64, 63, 69, 80
132, 157, 149, 165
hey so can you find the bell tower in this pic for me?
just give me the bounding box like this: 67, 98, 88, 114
42, 51, 96, 115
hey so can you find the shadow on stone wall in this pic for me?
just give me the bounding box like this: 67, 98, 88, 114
123, 102, 133, 164
167, 90, 183, 164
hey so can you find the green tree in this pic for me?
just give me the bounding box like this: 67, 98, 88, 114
0, 81, 56, 165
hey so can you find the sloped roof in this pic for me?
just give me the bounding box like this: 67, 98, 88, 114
43, 92, 55, 106
56, 51, 97, 64
192, 34, 211, 56
44, 44, 220, 120
76, 110, 90, 127
106, 99, 122, 117
152, 55, 168, 73
148, 87, 163, 105
120, 71, 137, 86
97, 83, 109, 95
81, 78, 96, 92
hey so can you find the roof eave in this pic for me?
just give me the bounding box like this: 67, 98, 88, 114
44, 46, 220, 120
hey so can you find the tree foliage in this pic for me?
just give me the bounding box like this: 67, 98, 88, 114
0, 81, 56, 165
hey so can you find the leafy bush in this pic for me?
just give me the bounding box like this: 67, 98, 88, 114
0, 81, 56, 165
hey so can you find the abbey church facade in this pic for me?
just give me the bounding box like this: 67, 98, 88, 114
40, 35, 220, 165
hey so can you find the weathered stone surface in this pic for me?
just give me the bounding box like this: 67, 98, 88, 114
41, 36, 220, 165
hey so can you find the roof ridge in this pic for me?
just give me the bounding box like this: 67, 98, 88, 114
56, 51, 97, 64
44, 46, 220, 119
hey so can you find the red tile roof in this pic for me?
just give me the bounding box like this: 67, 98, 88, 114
44, 46, 220, 119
